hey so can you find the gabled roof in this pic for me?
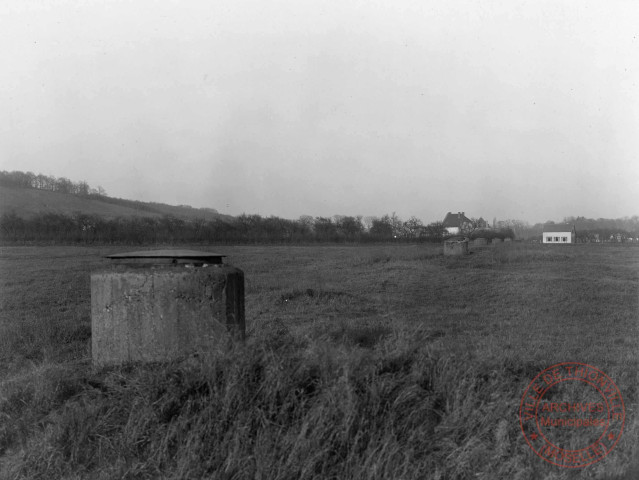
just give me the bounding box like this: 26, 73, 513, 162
543, 224, 576, 233
442, 212, 472, 228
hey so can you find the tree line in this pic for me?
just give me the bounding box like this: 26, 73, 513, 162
0, 170, 107, 196
0, 211, 451, 245
2, 169, 636, 244
498, 216, 639, 242
3, 210, 627, 245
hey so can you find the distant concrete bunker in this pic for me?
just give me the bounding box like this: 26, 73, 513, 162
444, 236, 469, 256
91, 250, 244, 366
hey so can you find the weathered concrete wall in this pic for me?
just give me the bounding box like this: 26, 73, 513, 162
91, 265, 244, 366
473, 237, 488, 246
444, 238, 469, 256
491, 238, 503, 244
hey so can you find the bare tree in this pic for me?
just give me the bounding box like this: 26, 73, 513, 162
403, 216, 424, 239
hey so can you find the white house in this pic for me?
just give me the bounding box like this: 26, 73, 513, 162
542, 224, 576, 244
442, 212, 472, 236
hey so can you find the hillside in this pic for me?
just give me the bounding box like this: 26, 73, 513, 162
0, 185, 231, 222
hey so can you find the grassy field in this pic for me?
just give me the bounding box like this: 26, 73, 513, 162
0, 243, 637, 479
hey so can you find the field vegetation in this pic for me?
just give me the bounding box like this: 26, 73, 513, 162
0, 243, 637, 479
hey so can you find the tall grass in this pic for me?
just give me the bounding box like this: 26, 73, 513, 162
0, 243, 638, 479
0, 328, 572, 479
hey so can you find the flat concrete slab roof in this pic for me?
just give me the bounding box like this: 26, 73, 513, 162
107, 249, 226, 264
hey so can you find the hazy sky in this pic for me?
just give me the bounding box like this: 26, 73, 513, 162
1, 0, 637, 224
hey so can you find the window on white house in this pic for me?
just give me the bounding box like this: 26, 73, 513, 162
562, 237, 567, 242
554, 237, 560, 242
546, 236, 552, 242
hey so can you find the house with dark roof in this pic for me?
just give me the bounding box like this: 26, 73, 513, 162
542, 224, 576, 244
442, 211, 472, 236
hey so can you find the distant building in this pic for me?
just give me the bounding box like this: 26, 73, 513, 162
442, 211, 472, 236
542, 224, 576, 244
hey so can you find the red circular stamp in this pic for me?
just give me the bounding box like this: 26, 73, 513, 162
519, 362, 625, 468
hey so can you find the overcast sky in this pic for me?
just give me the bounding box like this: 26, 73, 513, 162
1, 0, 637, 224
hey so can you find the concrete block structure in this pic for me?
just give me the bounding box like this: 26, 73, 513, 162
444, 236, 469, 256
91, 250, 244, 366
